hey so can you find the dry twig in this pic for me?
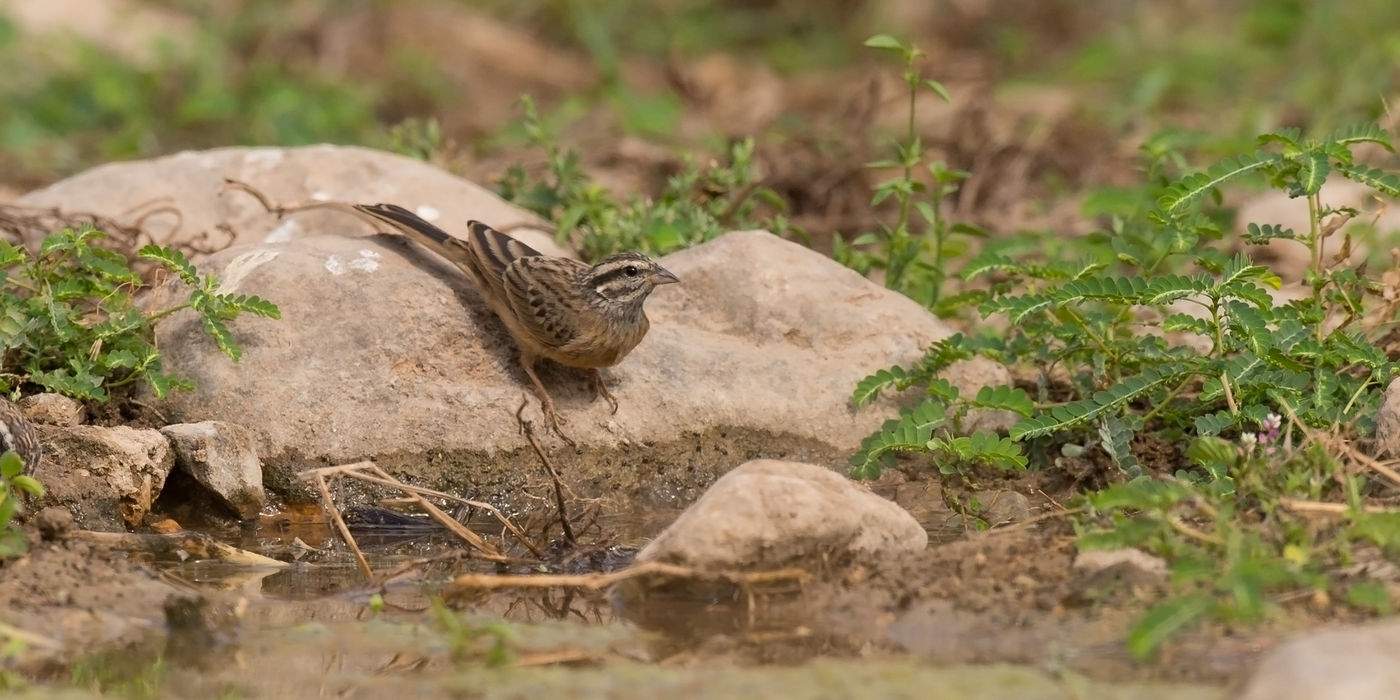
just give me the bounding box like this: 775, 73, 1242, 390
450, 561, 809, 592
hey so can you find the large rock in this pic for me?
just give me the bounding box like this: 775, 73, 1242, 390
1238, 618, 1400, 700
15, 145, 566, 257
636, 459, 928, 569
34, 426, 174, 531
22, 147, 1007, 505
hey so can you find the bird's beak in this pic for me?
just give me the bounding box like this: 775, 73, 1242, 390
651, 267, 680, 285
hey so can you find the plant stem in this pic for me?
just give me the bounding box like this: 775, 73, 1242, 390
144, 304, 191, 324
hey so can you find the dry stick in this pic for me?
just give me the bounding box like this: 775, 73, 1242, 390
312, 464, 543, 558
1277, 401, 1400, 492
223, 178, 388, 224
364, 464, 509, 561
450, 561, 810, 592
311, 471, 373, 580
517, 397, 576, 545
299, 462, 511, 561
1280, 498, 1400, 515
983, 505, 1086, 535
0, 621, 60, 650
72, 530, 288, 569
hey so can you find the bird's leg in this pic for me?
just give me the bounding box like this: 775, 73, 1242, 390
588, 369, 619, 414
519, 357, 575, 446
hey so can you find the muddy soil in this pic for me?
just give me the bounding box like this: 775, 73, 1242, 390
0, 458, 1320, 697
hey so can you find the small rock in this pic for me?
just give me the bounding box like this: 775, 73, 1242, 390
17, 393, 86, 426
982, 490, 1032, 526
34, 506, 75, 540
34, 425, 174, 531
1375, 378, 1400, 458
636, 459, 928, 570
1073, 548, 1168, 578
1064, 548, 1169, 607
1238, 618, 1400, 700
160, 422, 266, 519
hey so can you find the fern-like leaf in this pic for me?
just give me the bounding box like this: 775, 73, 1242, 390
1243, 223, 1295, 244
1297, 149, 1331, 196
1162, 313, 1213, 338
1156, 152, 1276, 217
1011, 367, 1179, 440
139, 245, 200, 286
852, 366, 912, 406
849, 400, 948, 479
201, 315, 240, 362
1141, 274, 1211, 306
961, 251, 1020, 280
979, 293, 1053, 324
1335, 164, 1400, 199
1193, 411, 1236, 437
969, 385, 1034, 417
1326, 122, 1394, 152
1054, 276, 1150, 305
929, 431, 1027, 472
1098, 415, 1143, 477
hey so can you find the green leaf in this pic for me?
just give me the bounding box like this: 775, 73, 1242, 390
929, 431, 1027, 472
1243, 223, 1295, 244
969, 385, 1034, 417
863, 34, 906, 52
852, 365, 914, 406
1192, 412, 1237, 437
1156, 152, 1276, 217
11, 475, 43, 497
139, 244, 199, 286
1127, 594, 1213, 660
923, 79, 951, 102
1186, 435, 1237, 466
1011, 367, 1181, 440
1335, 163, 1400, 199
961, 251, 1020, 280
1346, 582, 1393, 615
1326, 122, 1394, 152
201, 315, 241, 362
1297, 149, 1330, 196
0, 451, 21, 479
1098, 415, 1143, 476
850, 400, 948, 479
226, 294, 281, 319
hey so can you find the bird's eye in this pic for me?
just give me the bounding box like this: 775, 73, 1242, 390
623, 265, 639, 277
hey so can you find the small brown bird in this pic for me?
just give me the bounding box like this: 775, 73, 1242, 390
0, 398, 41, 476
351, 204, 679, 437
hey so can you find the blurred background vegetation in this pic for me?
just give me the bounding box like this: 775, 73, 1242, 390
2, 0, 1398, 234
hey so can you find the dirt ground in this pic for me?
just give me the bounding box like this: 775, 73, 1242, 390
0, 456, 1328, 694
0, 1, 1362, 695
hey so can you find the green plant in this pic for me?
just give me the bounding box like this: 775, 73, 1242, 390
495, 95, 792, 261
431, 600, 518, 668
0, 227, 279, 400
851, 122, 1400, 654
0, 450, 42, 557
850, 335, 1031, 478
69, 649, 167, 700
833, 34, 985, 314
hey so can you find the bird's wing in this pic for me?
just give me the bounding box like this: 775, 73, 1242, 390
501, 256, 591, 352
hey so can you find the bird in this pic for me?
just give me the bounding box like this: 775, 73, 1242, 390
0, 398, 41, 476
349, 204, 679, 439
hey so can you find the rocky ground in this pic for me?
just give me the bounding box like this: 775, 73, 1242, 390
0, 147, 1391, 698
